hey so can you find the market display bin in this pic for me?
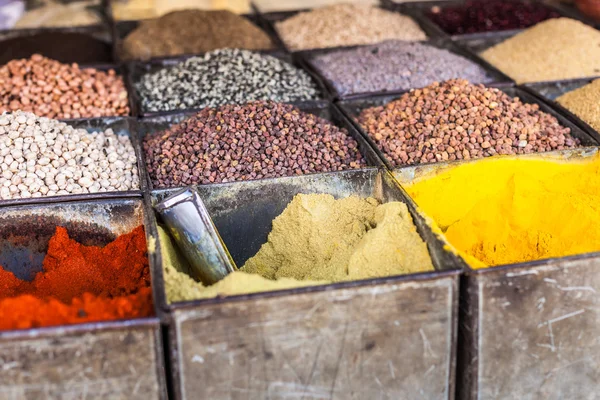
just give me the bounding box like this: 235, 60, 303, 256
134, 101, 386, 191
0, 198, 167, 400
297, 37, 511, 100
260, 3, 445, 53
148, 169, 462, 400
336, 86, 600, 170
111, 13, 282, 62
394, 148, 600, 400
395, 0, 583, 40
126, 51, 331, 118
0, 117, 144, 208
523, 77, 600, 143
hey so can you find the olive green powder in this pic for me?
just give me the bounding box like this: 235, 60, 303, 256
160, 193, 434, 302
556, 79, 600, 133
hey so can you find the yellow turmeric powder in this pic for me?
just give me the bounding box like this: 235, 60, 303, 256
403, 152, 600, 268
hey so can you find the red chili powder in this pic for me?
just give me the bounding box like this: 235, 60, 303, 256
0, 225, 153, 331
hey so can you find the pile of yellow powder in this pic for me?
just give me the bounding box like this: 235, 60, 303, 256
404, 153, 600, 268
481, 18, 600, 84
556, 79, 600, 132
160, 193, 434, 302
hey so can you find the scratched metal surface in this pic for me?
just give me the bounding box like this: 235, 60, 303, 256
393, 148, 600, 400
152, 169, 462, 400
170, 277, 457, 400
464, 254, 600, 400
0, 326, 162, 400
0, 198, 167, 400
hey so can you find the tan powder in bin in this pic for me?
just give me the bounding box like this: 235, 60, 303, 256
481, 18, 600, 84
161, 193, 434, 302
557, 79, 600, 132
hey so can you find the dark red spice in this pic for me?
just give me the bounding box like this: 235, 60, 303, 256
427, 0, 561, 35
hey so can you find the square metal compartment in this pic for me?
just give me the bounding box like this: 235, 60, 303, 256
337, 86, 600, 170
0, 117, 144, 209
0, 197, 167, 400
148, 169, 462, 400
394, 148, 600, 400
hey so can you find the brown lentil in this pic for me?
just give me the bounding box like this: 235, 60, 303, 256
143, 101, 366, 188
0, 55, 129, 119
121, 10, 274, 61
481, 18, 600, 84
358, 79, 580, 167
557, 79, 600, 133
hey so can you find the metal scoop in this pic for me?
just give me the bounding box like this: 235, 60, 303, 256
154, 187, 237, 285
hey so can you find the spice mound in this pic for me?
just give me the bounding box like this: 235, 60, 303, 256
161, 194, 434, 301
480, 18, 600, 84
121, 10, 273, 60
0, 55, 129, 119
357, 79, 579, 167
0, 225, 153, 330
275, 4, 427, 51
14, 0, 101, 28
427, 0, 560, 35
0, 32, 112, 65
143, 101, 365, 187
113, 0, 250, 20
404, 153, 600, 268
557, 79, 600, 132
0, 111, 139, 200
135, 49, 319, 113
310, 40, 493, 97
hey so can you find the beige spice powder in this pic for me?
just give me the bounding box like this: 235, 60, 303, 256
161, 193, 434, 302
481, 18, 600, 84
275, 4, 427, 51
557, 79, 600, 132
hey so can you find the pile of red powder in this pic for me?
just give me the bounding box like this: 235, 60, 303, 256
0, 225, 153, 331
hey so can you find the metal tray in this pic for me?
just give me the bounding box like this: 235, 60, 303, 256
127, 50, 330, 117
148, 168, 462, 400
0, 116, 144, 209
135, 101, 387, 191
336, 85, 599, 169
522, 77, 600, 143
393, 147, 600, 400
399, 0, 583, 40
259, 3, 445, 53
0, 0, 110, 36
7, 63, 137, 120
0, 197, 167, 400
111, 13, 282, 63
0, 16, 114, 65
453, 29, 518, 54
298, 37, 512, 100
